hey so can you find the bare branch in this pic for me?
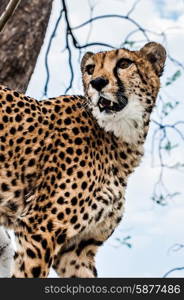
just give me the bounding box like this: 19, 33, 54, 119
0, 0, 21, 32
127, 0, 141, 17
72, 14, 150, 41
43, 8, 64, 97
163, 267, 184, 278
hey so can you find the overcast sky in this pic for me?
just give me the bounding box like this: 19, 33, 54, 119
26, 0, 184, 277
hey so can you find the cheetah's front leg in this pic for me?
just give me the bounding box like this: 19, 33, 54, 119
53, 238, 103, 278
53, 204, 124, 278
12, 230, 55, 278
53, 214, 122, 278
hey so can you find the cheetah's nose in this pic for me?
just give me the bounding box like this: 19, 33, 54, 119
90, 77, 109, 92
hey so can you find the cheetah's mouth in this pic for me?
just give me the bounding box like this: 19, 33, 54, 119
98, 96, 128, 113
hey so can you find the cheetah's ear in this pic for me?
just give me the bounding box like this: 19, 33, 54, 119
81, 52, 94, 73
140, 42, 166, 77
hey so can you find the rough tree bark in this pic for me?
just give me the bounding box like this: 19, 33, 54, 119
0, 0, 53, 92
0, 0, 54, 277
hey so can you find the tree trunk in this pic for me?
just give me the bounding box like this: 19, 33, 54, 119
0, 0, 53, 92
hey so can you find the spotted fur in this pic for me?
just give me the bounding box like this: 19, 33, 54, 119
0, 42, 166, 277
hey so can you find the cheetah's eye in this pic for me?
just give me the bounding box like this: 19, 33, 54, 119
118, 58, 133, 69
85, 64, 95, 75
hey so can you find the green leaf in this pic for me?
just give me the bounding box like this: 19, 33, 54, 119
124, 40, 135, 48
163, 141, 178, 152
115, 236, 132, 248
165, 70, 181, 86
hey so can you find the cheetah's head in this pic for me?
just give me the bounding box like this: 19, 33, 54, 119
81, 42, 166, 144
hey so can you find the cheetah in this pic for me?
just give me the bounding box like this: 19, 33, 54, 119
0, 42, 166, 277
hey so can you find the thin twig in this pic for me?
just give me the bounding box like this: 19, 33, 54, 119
163, 267, 184, 278
127, 0, 141, 17
72, 14, 149, 41
43, 8, 64, 97
0, 0, 21, 32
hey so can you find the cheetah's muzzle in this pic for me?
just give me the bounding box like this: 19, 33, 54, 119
98, 95, 128, 113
